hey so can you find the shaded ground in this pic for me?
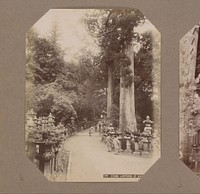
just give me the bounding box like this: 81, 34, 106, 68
64, 130, 160, 182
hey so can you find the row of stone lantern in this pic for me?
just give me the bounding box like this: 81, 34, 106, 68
103, 131, 152, 154
25, 109, 72, 180
26, 110, 55, 131
122, 133, 152, 153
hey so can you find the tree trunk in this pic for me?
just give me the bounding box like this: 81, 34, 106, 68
107, 65, 113, 119
119, 44, 137, 132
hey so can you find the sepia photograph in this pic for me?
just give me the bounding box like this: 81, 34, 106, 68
25, 9, 161, 182
180, 22, 200, 176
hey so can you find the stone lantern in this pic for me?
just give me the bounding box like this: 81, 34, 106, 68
101, 110, 107, 120
37, 117, 42, 130
35, 138, 55, 178
25, 115, 37, 163
42, 116, 46, 130
70, 117, 75, 126
125, 133, 131, 152
70, 117, 76, 134
48, 113, 55, 127
33, 116, 38, 129
26, 117, 35, 132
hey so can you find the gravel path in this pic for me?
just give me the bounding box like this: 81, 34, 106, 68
64, 130, 160, 182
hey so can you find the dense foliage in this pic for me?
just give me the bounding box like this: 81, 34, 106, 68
26, 30, 78, 125
26, 9, 159, 130
26, 30, 106, 126
84, 9, 145, 88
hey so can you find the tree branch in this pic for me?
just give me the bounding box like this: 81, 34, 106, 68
94, 25, 117, 37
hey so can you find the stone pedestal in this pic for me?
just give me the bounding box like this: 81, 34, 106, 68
35, 142, 55, 177
143, 142, 149, 152
144, 136, 152, 152
135, 142, 139, 152
118, 137, 122, 151
125, 137, 131, 152
43, 159, 51, 179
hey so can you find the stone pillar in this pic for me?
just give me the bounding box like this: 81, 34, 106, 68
147, 136, 152, 152
36, 142, 54, 178
143, 141, 149, 152
118, 136, 122, 151
43, 159, 51, 179
125, 137, 131, 152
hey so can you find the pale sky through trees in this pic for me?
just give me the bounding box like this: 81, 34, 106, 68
33, 9, 158, 62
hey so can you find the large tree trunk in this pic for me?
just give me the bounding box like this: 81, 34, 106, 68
107, 65, 113, 119
119, 44, 137, 132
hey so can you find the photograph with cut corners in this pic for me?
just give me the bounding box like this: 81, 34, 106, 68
180, 22, 200, 176
25, 9, 161, 182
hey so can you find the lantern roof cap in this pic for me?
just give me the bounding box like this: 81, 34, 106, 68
48, 113, 55, 118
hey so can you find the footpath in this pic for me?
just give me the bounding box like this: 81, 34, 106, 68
64, 130, 160, 182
